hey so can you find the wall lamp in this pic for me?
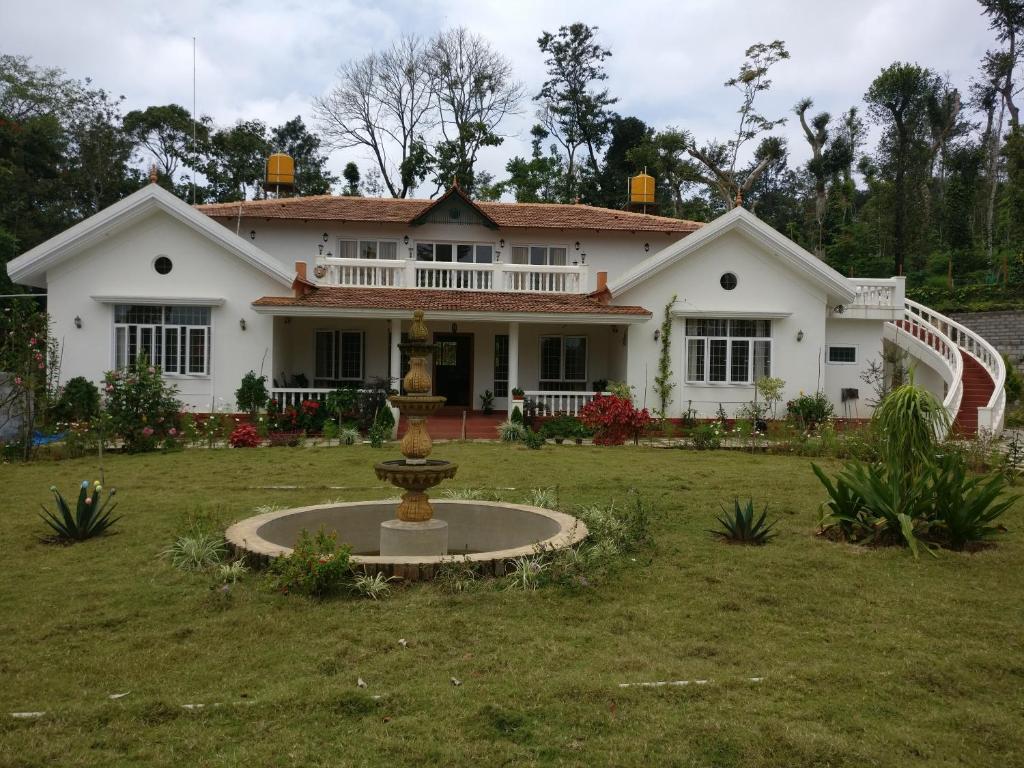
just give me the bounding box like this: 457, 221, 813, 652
249, 230, 256, 241
499, 238, 505, 248
653, 329, 661, 341
322, 232, 329, 242
580, 253, 586, 264
318, 243, 324, 255
239, 318, 247, 331
74, 315, 82, 329
403, 235, 410, 245
796, 329, 804, 342
574, 241, 580, 251
644, 242, 650, 252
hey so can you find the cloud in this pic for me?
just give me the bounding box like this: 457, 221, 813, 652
4, 0, 997, 195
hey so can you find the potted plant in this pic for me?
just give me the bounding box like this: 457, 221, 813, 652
509, 386, 525, 418
480, 389, 495, 415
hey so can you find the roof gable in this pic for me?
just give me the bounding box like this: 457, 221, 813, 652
410, 185, 498, 228
608, 207, 856, 304
7, 184, 294, 289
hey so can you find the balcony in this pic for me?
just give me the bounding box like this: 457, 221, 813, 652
841, 277, 905, 319
313, 258, 591, 294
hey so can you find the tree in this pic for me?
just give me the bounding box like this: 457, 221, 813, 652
687, 41, 791, 209
426, 27, 524, 194
314, 35, 434, 198
794, 98, 855, 255
270, 116, 336, 195
625, 128, 706, 219
535, 23, 618, 202
598, 116, 652, 207
203, 119, 270, 202
342, 161, 361, 196
123, 104, 209, 193
501, 124, 565, 202
864, 62, 941, 275
979, 0, 1024, 129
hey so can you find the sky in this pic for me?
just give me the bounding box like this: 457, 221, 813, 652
2, 0, 1000, 196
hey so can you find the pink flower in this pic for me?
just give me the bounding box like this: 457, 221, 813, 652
38, 363, 44, 369
147, 367, 155, 374
142, 426, 154, 437
168, 427, 178, 436
28, 337, 36, 346
13, 376, 22, 386
105, 384, 114, 392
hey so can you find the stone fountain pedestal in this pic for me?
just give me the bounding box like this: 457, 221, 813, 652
374, 309, 458, 558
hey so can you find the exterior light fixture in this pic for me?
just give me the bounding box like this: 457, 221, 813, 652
574, 241, 580, 251
499, 238, 505, 248
653, 329, 661, 341
451, 323, 458, 333
580, 253, 586, 264
644, 242, 650, 252
239, 318, 247, 331
796, 329, 804, 342
318, 243, 324, 255
403, 235, 410, 245
74, 316, 82, 329
322, 233, 329, 242
249, 230, 256, 240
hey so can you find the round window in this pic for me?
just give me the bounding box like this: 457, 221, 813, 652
154, 256, 173, 275
720, 272, 738, 290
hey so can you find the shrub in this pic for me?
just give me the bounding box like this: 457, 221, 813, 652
691, 423, 723, 450
102, 357, 182, 452
267, 528, 352, 597
504, 556, 548, 591
235, 371, 268, 416
579, 394, 652, 446
926, 453, 1016, 550
325, 382, 391, 432
161, 528, 226, 570
526, 487, 557, 508
711, 499, 779, 545
786, 392, 834, 430
321, 420, 339, 443
539, 414, 588, 440
498, 420, 526, 442
229, 423, 260, 448
352, 572, 397, 600
298, 399, 325, 432
54, 376, 100, 423
755, 376, 786, 419
873, 382, 949, 476
479, 389, 495, 414
510, 406, 524, 424
39, 480, 120, 541
216, 558, 249, 584
523, 426, 545, 449
339, 426, 360, 445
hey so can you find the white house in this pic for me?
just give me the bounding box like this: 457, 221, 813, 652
5, 180, 1006, 435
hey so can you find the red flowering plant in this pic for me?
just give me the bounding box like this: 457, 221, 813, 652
267, 528, 352, 597
229, 423, 261, 448
298, 399, 326, 432
579, 394, 653, 446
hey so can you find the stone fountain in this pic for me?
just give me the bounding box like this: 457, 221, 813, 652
373, 310, 458, 556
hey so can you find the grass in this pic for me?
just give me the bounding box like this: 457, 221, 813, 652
1, 443, 1022, 767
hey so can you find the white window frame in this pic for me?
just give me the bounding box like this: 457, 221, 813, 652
314, 329, 365, 383
337, 238, 399, 260
413, 241, 495, 264
112, 305, 212, 378
826, 345, 858, 365
510, 243, 569, 266
684, 319, 772, 385
538, 335, 588, 386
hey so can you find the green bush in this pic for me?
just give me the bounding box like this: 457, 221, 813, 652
54, 377, 100, 424
498, 420, 526, 442
235, 371, 268, 416
40, 480, 120, 542
161, 528, 226, 570
710, 499, 778, 545
539, 414, 588, 440
523, 427, 545, 450
691, 423, 723, 450
102, 357, 182, 452
267, 529, 352, 598
786, 392, 834, 430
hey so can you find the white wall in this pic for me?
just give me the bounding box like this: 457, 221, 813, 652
615, 228, 852, 418
221, 216, 687, 290
823, 318, 886, 419
47, 210, 286, 411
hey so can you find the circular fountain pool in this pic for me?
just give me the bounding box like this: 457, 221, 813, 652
225, 500, 588, 581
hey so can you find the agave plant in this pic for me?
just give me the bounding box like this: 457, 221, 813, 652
929, 453, 1017, 550
711, 499, 778, 545
39, 480, 120, 541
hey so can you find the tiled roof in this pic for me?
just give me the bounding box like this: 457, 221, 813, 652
252, 288, 651, 316
198, 195, 701, 234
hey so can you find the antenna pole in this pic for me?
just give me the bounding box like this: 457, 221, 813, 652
192, 36, 197, 205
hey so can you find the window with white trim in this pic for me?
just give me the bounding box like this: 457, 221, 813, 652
415, 242, 494, 263
539, 335, 587, 391
827, 346, 857, 364
314, 330, 364, 385
113, 305, 211, 375
684, 319, 771, 384
338, 238, 398, 260
494, 334, 509, 398
510, 245, 567, 266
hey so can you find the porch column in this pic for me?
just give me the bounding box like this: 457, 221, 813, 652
388, 317, 402, 439
508, 320, 520, 394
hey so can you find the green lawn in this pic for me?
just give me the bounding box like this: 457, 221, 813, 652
1, 444, 1022, 767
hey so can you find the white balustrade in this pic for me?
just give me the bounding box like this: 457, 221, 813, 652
414, 262, 495, 291
269, 387, 347, 409
850, 278, 898, 308
315, 258, 406, 288
502, 264, 587, 293
521, 390, 606, 417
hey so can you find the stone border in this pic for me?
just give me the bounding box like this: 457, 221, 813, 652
225, 499, 588, 581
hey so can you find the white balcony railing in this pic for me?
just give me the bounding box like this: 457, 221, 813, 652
511, 391, 607, 418
850, 278, 901, 308
313, 258, 590, 294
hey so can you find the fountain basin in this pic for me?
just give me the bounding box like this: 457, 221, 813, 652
374, 459, 459, 491
225, 500, 588, 581
387, 395, 446, 417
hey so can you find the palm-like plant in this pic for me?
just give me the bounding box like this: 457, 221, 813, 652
930, 453, 1017, 550
39, 480, 120, 541
873, 382, 949, 476
711, 499, 778, 545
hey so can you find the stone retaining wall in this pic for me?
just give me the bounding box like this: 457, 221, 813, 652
950, 310, 1024, 372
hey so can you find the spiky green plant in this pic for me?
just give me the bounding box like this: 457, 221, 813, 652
352, 572, 397, 600
39, 480, 120, 541
873, 381, 950, 476
161, 529, 226, 571
711, 499, 778, 545
216, 558, 249, 584
498, 420, 527, 442
504, 556, 548, 591
929, 453, 1017, 550
339, 427, 360, 445
526, 487, 558, 509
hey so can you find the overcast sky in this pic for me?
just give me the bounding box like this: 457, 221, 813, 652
4, 0, 999, 195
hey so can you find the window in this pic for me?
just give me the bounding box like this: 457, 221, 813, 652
510, 245, 568, 266
113, 304, 211, 375
684, 318, 771, 384
539, 335, 587, 391
494, 334, 509, 398
827, 346, 857, 364
720, 272, 738, 290
154, 256, 173, 275
415, 242, 494, 288
314, 330, 364, 385
337, 238, 398, 260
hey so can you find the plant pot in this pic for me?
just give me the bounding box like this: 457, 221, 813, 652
574, 437, 583, 445
268, 430, 303, 447
554, 437, 564, 444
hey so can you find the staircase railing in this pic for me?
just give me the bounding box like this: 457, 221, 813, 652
895, 299, 1006, 435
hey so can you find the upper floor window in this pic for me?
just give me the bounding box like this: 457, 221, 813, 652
338, 239, 398, 260
113, 304, 211, 375
685, 318, 771, 384
511, 245, 567, 266
415, 242, 494, 264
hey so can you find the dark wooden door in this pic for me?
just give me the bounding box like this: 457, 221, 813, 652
433, 333, 473, 407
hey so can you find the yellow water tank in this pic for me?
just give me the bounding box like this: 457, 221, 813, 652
266, 153, 295, 188
629, 172, 655, 205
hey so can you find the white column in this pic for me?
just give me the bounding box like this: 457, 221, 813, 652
388, 318, 402, 439
508, 322, 520, 418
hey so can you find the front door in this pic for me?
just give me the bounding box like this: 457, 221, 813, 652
433, 333, 473, 407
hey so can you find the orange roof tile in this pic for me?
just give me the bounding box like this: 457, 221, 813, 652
252, 288, 651, 316
198, 195, 701, 234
